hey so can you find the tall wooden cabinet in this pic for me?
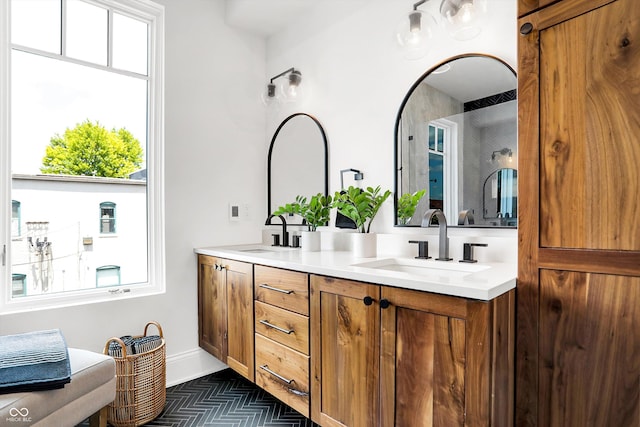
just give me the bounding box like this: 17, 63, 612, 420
197, 255, 254, 381
517, 0, 640, 425
310, 275, 514, 427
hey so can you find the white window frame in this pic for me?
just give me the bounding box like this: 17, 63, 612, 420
0, 0, 165, 314
428, 118, 458, 221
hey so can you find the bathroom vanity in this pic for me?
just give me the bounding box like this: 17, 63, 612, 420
195, 244, 516, 427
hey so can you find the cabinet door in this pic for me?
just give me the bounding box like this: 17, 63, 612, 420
225, 259, 255, 381
517, 0, 640, 425
198, 255, 226, 360
380, 287, 467, 427
310, 275, 380, 427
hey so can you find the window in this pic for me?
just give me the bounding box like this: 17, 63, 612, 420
11, 200, 20, 238
100, 202, 116, 234
0, 0, 165, 313
427, 120, 457, 221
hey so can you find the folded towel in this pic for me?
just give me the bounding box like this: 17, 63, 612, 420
108, 335, 162, 357
0, 329, 71, 394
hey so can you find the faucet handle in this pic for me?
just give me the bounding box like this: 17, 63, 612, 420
409, 240, 431, 259
271, 233, 281, 247
460, 243, 488, 263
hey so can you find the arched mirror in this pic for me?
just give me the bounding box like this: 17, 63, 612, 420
395, 54, 517, 227
267, 113, 328, 225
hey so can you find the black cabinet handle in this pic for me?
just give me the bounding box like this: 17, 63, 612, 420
363, 296, 374, 306
380, 299, 391, 309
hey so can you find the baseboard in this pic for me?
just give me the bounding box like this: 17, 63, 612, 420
165, 347, 227, 387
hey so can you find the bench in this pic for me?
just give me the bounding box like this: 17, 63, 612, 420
0, 348, 116, 426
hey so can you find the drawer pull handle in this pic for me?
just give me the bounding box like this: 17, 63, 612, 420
260, 364, 293, 384
259, 284, 293, 294
288, 387, 309, 397
259, 320, 294, 335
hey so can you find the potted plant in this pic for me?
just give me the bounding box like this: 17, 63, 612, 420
397, 189, 426, 225
273, 193, 332, 251
332, 185, 392, 257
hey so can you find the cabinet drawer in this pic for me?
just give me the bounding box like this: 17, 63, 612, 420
255, 265, 309, 315
255, 334, 310, 417
255, 300, 309, 355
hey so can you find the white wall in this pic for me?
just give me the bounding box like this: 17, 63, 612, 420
266, 0, 517, 233
1, 0, 267, 385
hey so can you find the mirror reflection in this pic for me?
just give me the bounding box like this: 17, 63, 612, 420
267, 113, 328, 225
395, 54, 517, 227
483, 168, 517, 226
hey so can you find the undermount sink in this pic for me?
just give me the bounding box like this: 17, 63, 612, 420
238, 248, 275, 253
351, 258, 490, 279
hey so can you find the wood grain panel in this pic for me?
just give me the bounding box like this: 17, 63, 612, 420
226, 260, 254, 381
255, 334, 310, 417
518, 0, 559, 18
539, 0, 640, 250
516, 5, 542, 422
310, 275, 379, 427
539, 270, 640, 426
393, 309, 436, 426
433, 316, 466, 427
491, 290, 515, 426
464, 301, 490, 427
254, 300, 309, 354
255, 265, 309, 315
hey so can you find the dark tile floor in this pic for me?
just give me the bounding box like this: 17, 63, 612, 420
78, 369, 317, 426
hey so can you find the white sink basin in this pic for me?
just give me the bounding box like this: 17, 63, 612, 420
351, 258, 490, 279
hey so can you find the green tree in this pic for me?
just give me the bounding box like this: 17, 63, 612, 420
41, 120, 144, 178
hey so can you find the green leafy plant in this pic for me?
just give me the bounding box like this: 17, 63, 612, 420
397, 189, 426, 225
273, 193, 332, 231
41, 119, 143, 178
332, 185, 392, 233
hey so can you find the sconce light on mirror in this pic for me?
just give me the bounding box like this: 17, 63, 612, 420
263, 67, 304, 106
491, 148, 513, 163
396, 0, 486, 60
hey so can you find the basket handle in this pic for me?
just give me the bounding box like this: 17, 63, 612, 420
104, 337, 128, 358
144, 321, 163, 338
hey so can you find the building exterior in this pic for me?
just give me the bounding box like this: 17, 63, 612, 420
11, 174, 147, 297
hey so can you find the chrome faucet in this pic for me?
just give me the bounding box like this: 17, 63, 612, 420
265, 214, 289, 247
421, 209, 452, 261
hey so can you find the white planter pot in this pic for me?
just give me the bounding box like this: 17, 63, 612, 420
352, 233, 377, 258
301, 231, 322, 252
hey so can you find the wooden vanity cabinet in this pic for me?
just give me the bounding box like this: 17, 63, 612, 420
310, 275, 515, 427
197, 255, 254, 381
254, 265, 311, 417
517, 0, 640, 426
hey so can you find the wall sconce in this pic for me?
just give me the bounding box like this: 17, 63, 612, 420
440, 0, 486, 41
263, 67, 303, 105
395, 0, 436, 60
491, 148, 513, 162
396, 0, 486, 59
340, 168, 364, 189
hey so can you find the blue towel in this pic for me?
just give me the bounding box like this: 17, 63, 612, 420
0, 329, 71, 393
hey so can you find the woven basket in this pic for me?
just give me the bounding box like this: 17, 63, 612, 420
104, 321, 166, 427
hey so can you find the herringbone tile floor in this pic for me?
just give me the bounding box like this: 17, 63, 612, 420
78, 369, 317, 426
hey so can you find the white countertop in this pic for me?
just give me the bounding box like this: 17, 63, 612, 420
195, 243, 516, 301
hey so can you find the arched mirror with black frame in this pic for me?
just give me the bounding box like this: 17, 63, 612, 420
267, 113, 329, 226
394, 53, 517, 228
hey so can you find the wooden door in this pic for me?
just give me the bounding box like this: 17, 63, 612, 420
197, 255, 226, 360
310, 275, 380, 427
380, 287, 467, 427
517, 0, 640, 425
225, 259, 254, 381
